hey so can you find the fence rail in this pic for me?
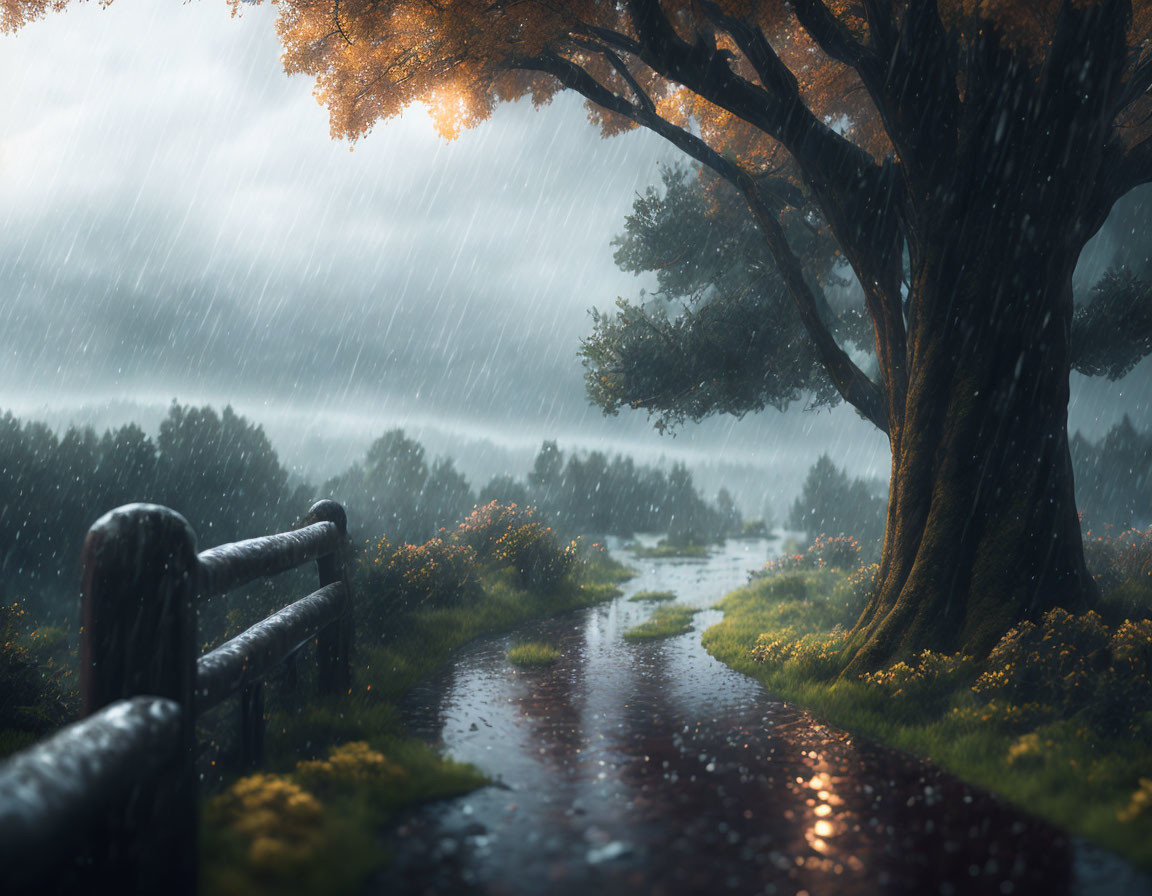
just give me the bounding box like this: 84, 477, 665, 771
0, 499, 354, 894
196, 581, 345, 709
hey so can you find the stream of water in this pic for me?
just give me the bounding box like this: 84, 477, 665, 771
375, 537, 1152, 896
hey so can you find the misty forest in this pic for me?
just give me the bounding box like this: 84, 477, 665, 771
2, 1, 1152, 894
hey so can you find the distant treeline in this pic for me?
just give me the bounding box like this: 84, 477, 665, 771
786, 416, 1152, 551
322, 433, 740, 546
787, 454, 886, 551
0, 404, 740, 611
1071, 414, 1152, 531
0, 405, 306, 611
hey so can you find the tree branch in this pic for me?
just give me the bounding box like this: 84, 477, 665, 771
695, 1, 906, 421
794, 0, 958, 184
518, 48, 889, 433
744, 195, 889, 432
1113, 54, 1152, 115
696, 2, 800, 99
861, 0, 897, 54
569, 36, 657, 114
789, 0, 870, 70
623, 0, 884, 203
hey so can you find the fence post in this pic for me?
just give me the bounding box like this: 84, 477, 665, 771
80, 503, 199, 895
240, 682, 265, 770
305, 499, 353, 695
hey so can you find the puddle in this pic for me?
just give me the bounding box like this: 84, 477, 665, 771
375, 537, 1151, 896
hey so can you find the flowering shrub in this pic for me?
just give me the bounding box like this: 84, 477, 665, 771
1086, 527, 1152, 624
1085, 526, 1152, 595
0, 602, 70, 738
360, 536, 479, 633
1118, 778, 1152, 823
1005, 732, 1048, 767
749, 631, 798, 666
832, 562, 880, 618
750, 629, 848, 681
209, 774, 327, 873
455, 501, 532, 558
859, 650, 970, 702
495, 521, 577, 590
295, 741, 407, 798
788, 631, 850, 680
1111, 528, 1152, 582
755, 535, 863, 578
356, 502, 583, 639
1111, 619, 1152, 679
949, 700, 1056, 733
973, 609, 1110, 707
455, 501, 577, 590
973, 608, 1152, 732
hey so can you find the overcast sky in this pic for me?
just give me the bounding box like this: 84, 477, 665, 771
0, 0, 1146, 498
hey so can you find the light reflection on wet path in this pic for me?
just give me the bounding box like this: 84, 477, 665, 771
375, 537, 1152, 896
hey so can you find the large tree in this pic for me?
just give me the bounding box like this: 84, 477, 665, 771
11, 1, 1152, 672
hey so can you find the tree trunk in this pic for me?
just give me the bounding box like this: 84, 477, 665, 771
843, 212, 1097, 676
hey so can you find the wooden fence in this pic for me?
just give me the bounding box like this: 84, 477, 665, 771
0, 499, 354, 893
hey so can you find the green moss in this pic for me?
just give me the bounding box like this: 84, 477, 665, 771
624, 606, 698, 641
627, 590, 678, 603
702, 567, 1152, 872
506, 642, 561, 666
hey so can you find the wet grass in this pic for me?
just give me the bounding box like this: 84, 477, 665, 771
506, 641, 561, 667
624, 605, 698, 641
628, 589, 678, 603
202, 737, 486, 896
203, 552, 632, 894
702, 568, 1152, 872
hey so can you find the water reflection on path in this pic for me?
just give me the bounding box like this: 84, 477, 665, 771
376, 537, 1151, 896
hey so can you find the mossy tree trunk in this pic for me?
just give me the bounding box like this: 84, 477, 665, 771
831, 3, 1135, 675
842, 195, 1101, 676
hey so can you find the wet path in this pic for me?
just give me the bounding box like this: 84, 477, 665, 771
376, 537, 1152, 896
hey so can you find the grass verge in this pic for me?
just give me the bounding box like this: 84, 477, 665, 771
203, 549, 632, 895
627, 590, 677, 603
507, 641, 562, 667
701, 567, 1152, 872
624, 605, 698, 642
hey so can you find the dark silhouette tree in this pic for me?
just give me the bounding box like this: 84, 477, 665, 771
479, 474, 530, 508
157, 403, 289, 546
788, 455, 885, 549
529, 441, 565, 510
325, 429, 430, 543
1071, 416, 1152, 530
422, 457, 475, 532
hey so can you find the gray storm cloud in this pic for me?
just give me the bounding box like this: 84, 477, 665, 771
0, 2, 679, 415
0, 0, 1146, 498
